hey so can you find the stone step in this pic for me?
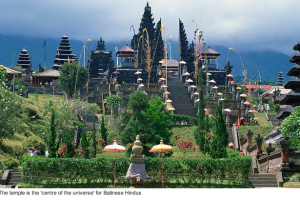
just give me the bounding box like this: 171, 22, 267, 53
250, 183, 278, 187
248, 173, 277, 188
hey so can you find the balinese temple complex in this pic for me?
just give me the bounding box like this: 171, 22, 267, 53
276, 42, 300, 120
17, 48, 32, 74
53, 35, 78, 70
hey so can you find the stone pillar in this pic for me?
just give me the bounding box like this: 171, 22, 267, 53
279, 139, 290, 168
246, 129, 253, 146
255, 134, 263, 155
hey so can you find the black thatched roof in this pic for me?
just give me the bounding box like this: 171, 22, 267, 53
279, 89, 300, 105
284, 76, 300, 89
290, 53, 300, 63
276, 105, 293, 120
287, 64, 300, 76
293, 42, 300, 51
201, 48, 220, 59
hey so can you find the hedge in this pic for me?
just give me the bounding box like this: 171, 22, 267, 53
21, 156, 251, 185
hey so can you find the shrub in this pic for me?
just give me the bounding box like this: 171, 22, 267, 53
226, 148, 240, 157
289, 173, 300, 182
177, 141, 194, 151
1, 158, 20, 169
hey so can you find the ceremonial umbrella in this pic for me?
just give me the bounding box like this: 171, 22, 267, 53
134, 71, 142, 75
182, 72, 190, 76
102, 140, 125, 188
149, 140, 172, 188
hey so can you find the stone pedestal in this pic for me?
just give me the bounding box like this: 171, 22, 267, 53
126, 135, 146, 187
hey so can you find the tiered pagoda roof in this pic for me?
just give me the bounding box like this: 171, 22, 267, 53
116, 45, 134, 57
17, 48, 31, 72
277, 41, 300, 119
277, 72, 284, 86
53, 35, 78, 70
201, 47, 220, 59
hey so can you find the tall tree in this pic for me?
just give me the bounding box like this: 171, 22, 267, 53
100, 115, 108, 145
152, 18, 164, 67
91, 116, 97, 158
81, 130, 89, 159
210, 101, 228, 159
47, 109, 58, 158
194, 68, 207, 152
186, 41, 195, 73
131, 2, 155, 69
179, 19, 189, 63
58, 62, 87, 98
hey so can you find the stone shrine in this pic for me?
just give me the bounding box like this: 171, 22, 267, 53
126, 135, 146, 186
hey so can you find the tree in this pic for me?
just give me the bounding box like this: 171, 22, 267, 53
120, 117, 139, 145
80, 131, 90, 159
142, 97, 172, 144
186, 41, 195, 73
131, 2, 155, 69
104, 95, 124, 115
58, 62, 87, 98
91, 116, 97, 158
127, 90, 149, 116
194, 68, 207, 153
152, 18, 164, 68
280, 106, 300, 150
100, 115, 108, 145
210, 101, 228, 159
47, 109, 58, 158
179, 19, 189, 63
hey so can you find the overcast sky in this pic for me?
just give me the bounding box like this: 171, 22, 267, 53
1, 0, 299, 55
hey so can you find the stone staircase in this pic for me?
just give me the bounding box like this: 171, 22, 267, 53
267, 114, 280, 126
167, 78, 196, 117
249, 173, 278, 188
8, 172, 22, 185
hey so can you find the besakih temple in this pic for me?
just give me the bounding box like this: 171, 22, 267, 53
114, 44, 144, 83
276, 42, 300, 120
52, 35, 78, 70
17, 48, 32, 74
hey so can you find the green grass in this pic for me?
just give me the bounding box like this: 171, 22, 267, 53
254, 113, 271, 127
